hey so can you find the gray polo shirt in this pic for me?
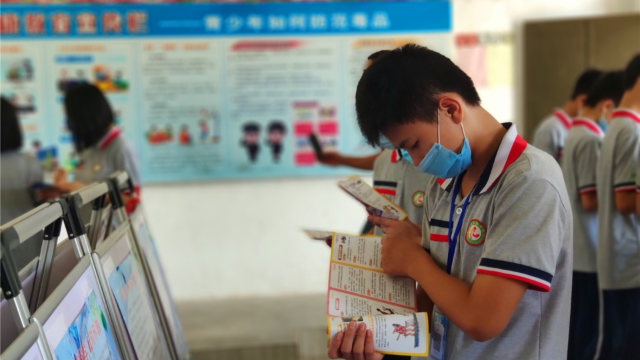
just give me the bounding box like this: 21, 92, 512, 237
422, 123, 572, 359
1, 151, 43, 223
532, 109, 572, 162
73, 127, 141, 186
373, 149, 430, 236
561, 118, 603, 273
596, 109, 640, 290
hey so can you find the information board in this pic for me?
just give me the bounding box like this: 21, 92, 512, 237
0, 1, 451, 182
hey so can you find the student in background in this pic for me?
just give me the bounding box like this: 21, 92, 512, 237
532, 69, 603, 162
594, 54, 640, 360
54, 83, 141, 212
329, 44, 572, 360
1, 97, 44, 268
1, 97, 43, 223
560, 71, 624, 360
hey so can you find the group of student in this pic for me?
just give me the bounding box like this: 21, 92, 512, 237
319, 45, 639, 360
1, 83, 141, 265
534, 59, 640, 360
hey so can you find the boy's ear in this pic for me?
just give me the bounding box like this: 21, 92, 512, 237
437, 94, 464, 124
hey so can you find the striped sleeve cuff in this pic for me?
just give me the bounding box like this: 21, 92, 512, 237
578, 184, 596, 194
614, 182, 636, 192
477, 258, 553, 292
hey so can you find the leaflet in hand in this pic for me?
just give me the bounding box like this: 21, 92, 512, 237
302, 229, 333, 242
338, 175, 407, 220
326, 232, 429, 357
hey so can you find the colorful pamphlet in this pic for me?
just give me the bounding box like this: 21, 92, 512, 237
326, 232, 429, 357
338, 175, 408, 220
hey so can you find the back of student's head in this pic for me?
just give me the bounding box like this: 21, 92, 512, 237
1, 97, 23, 153
584, 71, 625, 108
367, 50, 390, 62
571, 69, 603, 100
64, 83, 114, 152
356, 44, 480, 145
623, 53, 640, 91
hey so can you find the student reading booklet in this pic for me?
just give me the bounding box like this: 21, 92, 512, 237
338, 175, 407, 220
326, 232, 429, 357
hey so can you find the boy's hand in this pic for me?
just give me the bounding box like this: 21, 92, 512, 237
367, 215, 421, 243
368, 215, 424, 277
328, 321, 383, 360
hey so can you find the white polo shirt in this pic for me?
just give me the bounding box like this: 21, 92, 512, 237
596, 109, 640, 290
372, 149, 430, 235
532, 109, 573, 162
73, 127, 141, 186
561, 118, 603, 273
422, 123, 572, 359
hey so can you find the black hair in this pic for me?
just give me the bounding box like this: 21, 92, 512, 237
367, 50, 390, 61
623, 53, 640, 91
268, 121, 286, 133
584, 71, 625, 108
571, 69, 603, 99
356, 44, 480, 145
242, 122, 260, 133
63, 83, 114, 152
1, 97, 23, 152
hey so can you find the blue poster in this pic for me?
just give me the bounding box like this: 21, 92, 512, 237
54, 291, 121, 360
0, 1, 451, 182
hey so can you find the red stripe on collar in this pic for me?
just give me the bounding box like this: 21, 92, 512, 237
572, 118, 603, 137
390, 149, 400, 163
479, 124, 527, 194
553, 110, 572, 130
612, 109, 640, 124
98, 127, 121, 149
437, 177, 452, 190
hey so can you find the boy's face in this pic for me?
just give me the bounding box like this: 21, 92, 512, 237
383, 115, 465, 168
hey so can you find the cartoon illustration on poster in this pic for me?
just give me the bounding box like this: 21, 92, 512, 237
54, 291, 121, 360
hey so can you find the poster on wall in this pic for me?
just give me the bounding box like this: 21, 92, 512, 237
0, 1, 452, 182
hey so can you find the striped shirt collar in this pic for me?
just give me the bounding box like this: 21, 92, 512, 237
612, 108, 640, 124
437, 123, 527, 195
98, 127, 121, 150
553, 109, 573, 130
572, 117, 604, 137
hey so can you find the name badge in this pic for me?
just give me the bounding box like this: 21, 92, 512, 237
429, 307, 447, 360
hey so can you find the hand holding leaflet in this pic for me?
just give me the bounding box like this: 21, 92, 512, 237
327, 232, 429, 357
338, 175, 408, 220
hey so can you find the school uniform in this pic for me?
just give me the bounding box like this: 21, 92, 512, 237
422, 123, 572, 359
372, 149, 430, 235
74, 127, 141, 214
561, 118, 603, 360
532, 109, 573, 162
594, 109, 640, 360
0, 151, 44, 269
73, 127, 141, 187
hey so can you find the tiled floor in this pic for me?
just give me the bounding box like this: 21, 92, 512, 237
177, 294, 330, 360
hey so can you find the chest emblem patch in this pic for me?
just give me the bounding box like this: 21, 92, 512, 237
92, 163, 102, 173
465, 219, 486, 246
411, 191, 425, 207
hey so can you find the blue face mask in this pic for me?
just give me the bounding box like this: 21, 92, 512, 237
416, 114, 472, 178
399, 149, 412, 163
598, 117, 608, 132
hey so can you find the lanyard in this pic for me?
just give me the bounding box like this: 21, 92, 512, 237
447, 175, 473, 274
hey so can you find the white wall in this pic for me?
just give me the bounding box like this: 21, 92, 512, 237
144, 0, 640, 303
143, 176, 368, 301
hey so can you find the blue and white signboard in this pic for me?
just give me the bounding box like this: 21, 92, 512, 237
0, 1, 451, 182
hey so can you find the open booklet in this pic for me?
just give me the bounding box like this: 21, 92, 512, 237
338, 175, 408, 220
326, 232, 429, 357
